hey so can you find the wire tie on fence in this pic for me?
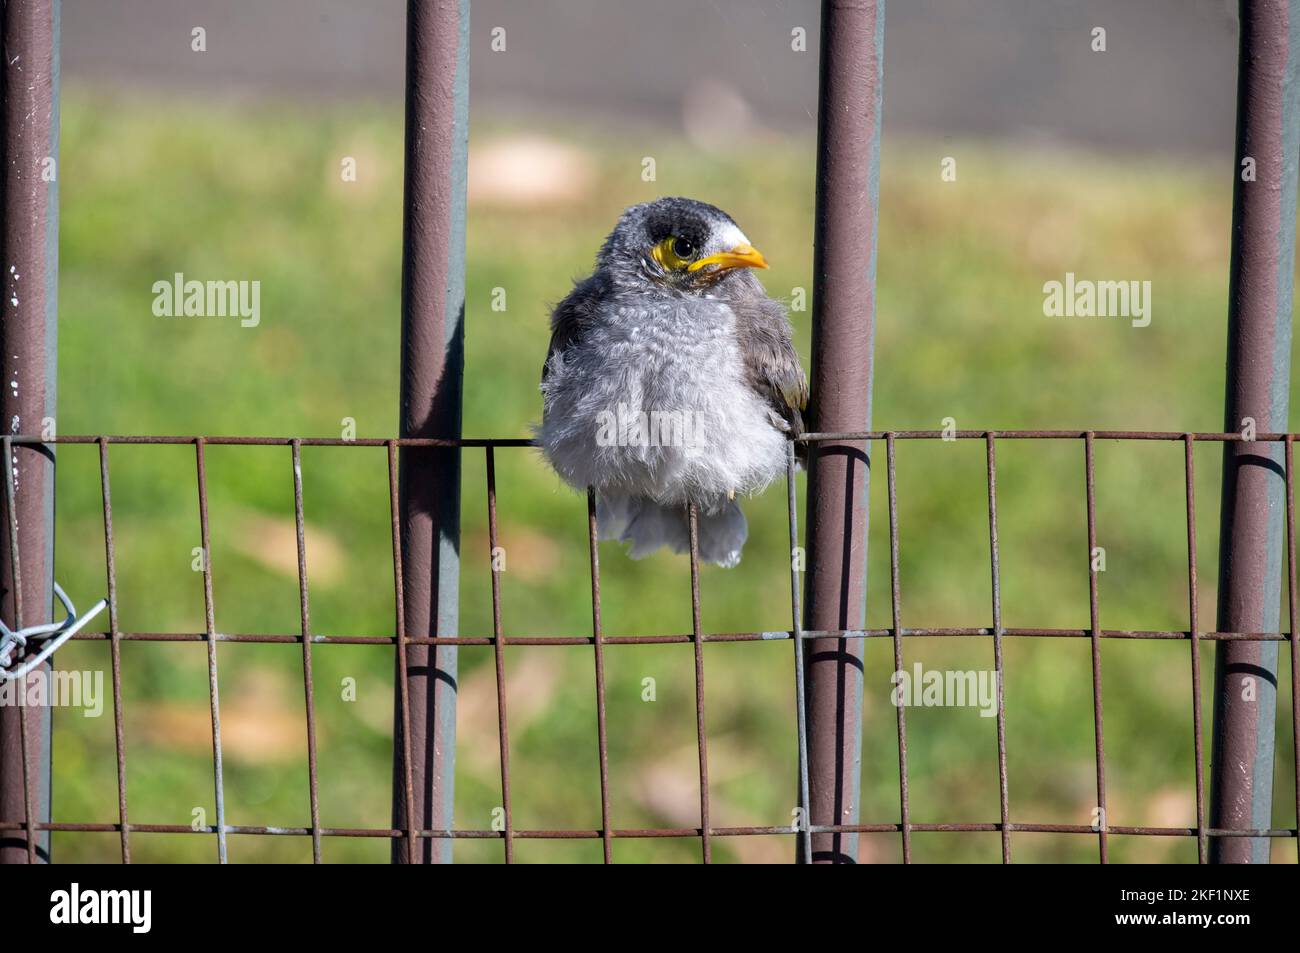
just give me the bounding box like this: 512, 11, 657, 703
0, 583, 108, 682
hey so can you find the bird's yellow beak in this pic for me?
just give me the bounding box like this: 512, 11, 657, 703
686, 243, 770, 273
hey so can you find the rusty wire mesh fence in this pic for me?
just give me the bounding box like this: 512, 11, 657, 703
0, 429, 1296, 863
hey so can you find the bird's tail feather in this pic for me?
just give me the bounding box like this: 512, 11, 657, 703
595, 493, 748, 568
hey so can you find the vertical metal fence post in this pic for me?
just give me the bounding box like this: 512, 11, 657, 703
0, 0, 59, 865
392, 0, 470, 865
1210, 0, 1300, 864
800, 0, 884, 864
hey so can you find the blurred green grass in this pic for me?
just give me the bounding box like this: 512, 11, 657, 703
45, 88, 1297, 863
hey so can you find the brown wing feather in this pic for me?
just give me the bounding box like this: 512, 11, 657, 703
731, 291, 808, 437
542, 274, 607, 382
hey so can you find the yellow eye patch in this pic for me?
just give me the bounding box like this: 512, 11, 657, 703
651, 236, 698, 271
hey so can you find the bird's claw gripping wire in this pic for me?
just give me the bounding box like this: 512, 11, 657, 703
0, 583, 107, 682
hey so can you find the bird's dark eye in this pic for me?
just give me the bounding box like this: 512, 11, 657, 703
671, 237, 695, 259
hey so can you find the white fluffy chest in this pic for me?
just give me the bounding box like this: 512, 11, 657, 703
540, 297, 788, 505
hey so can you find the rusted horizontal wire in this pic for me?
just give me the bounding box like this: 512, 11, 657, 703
6, 435, 538, 448
7, 429, 1300, 448
799, 430, 1300, 442
65, 627, 1297, 645
6, 820, 1293, 839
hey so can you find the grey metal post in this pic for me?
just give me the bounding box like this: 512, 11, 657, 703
0, 0, 59, 865
392, 0, 470, 864
1210, 0, 1299, 864
800, 0, 884, 864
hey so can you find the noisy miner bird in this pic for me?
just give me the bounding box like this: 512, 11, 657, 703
538, 197, 808, 567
